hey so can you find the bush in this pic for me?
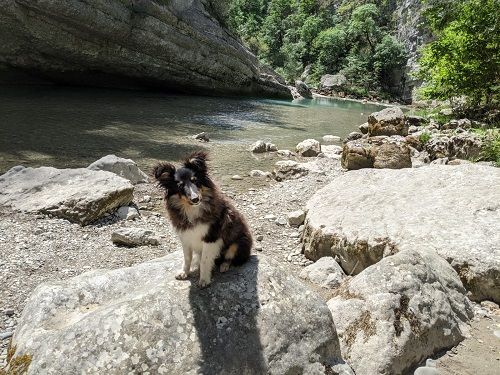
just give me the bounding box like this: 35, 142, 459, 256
419, 131, 432, 144
480, 129, 500, 167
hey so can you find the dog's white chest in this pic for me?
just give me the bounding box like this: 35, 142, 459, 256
178, 224, 209, 252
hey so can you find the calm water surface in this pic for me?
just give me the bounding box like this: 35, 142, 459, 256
0, 86, 385, 187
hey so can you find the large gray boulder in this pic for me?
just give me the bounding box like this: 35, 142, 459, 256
319, 74, 347, 93
0, 0, 290, 98
7, 252, 342, 375
368, 107, 408, 136
88, 155, 148, 184
303, 164, 500, 302
341, 136, 411, 170
328, 250, 473, 375
0, 166, 133, 225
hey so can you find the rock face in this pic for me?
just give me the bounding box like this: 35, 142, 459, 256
88, 155, 148, 184
8, 252, 342, 374
368, 107, 408, 136
111, 228, 159, 247
303, 165, 500, 302
342, 136, 411, 170
0, 0, 291, 98
0, 166, 133, 225
296, 139, 321, 157
328, 250, 473, 375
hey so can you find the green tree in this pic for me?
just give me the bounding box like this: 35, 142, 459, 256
417, 0, 500, 107
312, 26, 348, 76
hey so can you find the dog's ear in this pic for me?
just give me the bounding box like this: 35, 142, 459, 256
184, 151, 208, 173
152, 162, 176, 188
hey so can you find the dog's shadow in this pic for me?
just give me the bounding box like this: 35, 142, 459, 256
188, 255, 266, 374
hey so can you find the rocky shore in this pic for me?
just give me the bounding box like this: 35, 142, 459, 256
1, 111, 499, 374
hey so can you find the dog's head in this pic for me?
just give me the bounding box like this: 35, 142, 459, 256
153, 151, 211, 206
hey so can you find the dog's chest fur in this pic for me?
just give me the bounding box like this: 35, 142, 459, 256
177, 223, 209, 252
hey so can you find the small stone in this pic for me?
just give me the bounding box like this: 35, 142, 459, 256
140, 195, 152, 203
254, 245, 263, 252
322, 135, 342, 143
0, 331, 14, 340
256, 235, 264, 241
111, 228, 159, 247
4, 309, 14, 316
290, 232, 300, 238
231, 175, 243, 180
249, 170, 270, 178
193, 132, 209, 142
264, 214, 276, 221
116, 206, 140, 221
275, 217, 287, 226
287, 210, 306, 226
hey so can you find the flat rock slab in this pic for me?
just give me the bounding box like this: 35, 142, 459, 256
328, 250, 473, 375
7, 252, 341, 375
111, 228, 159, 247
0, 166, 133, 225
303, 164, 500, 302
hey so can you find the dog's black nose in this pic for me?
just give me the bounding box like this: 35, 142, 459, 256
191, 197, 200, 204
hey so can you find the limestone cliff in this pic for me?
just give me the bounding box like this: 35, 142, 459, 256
0, 0, 291, 98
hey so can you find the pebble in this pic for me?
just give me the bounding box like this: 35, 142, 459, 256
254, 245, 263, 252
4, 309, 14, 317
289, 232, 300, 238
231, 175, 243, 180
256, 235, 264, 241
0, 331, 13, 340
264, 214, 276, 221
275, 218, 287, 226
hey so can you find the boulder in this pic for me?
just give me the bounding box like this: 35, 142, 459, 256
193, 132, 210, 142
295, 80, 313, 99
88, 155, 148, 184
251, 140, 277, 153
249, 170, 271, 178
343, 132, 364, 143
358, 123, 369, 134
0, 0, 291, 98
300, 257, 346, 289
111, 228, 159, 247
0, 166, 133, 225
425, 134, 482, 160
319, 74, 347, 93
296, 139, 321, 157
322, 135, 342, 144
368, 107, 408, 136
276, 149, 294, 157
273, 160, 309, 181
341, 136, 411, 170
328, 250, 473, 375
405, 115, 427, 127
303, 164, 500, 302
7, 253, 342, 374
287, 209, 306, 226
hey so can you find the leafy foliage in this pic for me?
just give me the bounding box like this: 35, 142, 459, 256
479, 129, 500, 167
416, 0, 500, 107
227, 0, 407, 97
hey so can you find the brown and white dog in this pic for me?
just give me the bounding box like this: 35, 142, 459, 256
153, 151, 252, 287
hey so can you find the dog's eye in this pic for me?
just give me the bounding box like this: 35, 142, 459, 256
190, 177, 197, 183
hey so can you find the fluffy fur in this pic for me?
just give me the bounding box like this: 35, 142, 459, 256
153, 151, 252, 287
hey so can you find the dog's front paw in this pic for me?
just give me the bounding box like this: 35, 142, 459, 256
198, 278, 211, 288
175, 270, 189, 280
